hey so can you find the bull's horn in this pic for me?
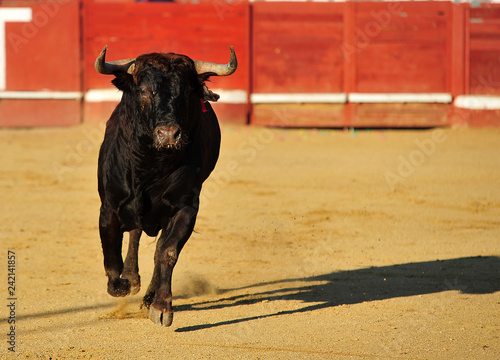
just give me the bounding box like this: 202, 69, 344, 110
95, 45, 136, 75
194, 46, 237, 76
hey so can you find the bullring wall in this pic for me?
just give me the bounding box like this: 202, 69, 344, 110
0, 0, 499, 127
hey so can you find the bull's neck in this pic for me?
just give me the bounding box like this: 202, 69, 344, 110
132, 139, 194, 177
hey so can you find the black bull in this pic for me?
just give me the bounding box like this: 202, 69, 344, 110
95, 46, 237, 326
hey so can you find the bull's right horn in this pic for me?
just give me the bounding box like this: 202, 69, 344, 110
95, 45, 136, 75
193, 46, 237, 76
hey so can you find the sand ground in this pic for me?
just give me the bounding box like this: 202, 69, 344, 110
1, 123, 499, 359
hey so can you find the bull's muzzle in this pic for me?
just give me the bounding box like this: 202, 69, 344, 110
153, 126, 181, 149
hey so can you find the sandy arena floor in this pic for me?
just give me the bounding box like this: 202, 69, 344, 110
1, 123, 499, 359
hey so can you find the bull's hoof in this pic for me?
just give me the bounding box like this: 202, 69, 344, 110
107, 278, 131, 297
130, 284, 141, 295
149, 306, 173, 327
126, 277, 141, 295
122, 274, 140, 295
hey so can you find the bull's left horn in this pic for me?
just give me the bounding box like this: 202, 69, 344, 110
95, 45, 136, 75
194, 46, 237, 76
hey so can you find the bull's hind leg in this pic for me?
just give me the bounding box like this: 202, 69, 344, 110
143, 206, 198, 327
99, 208, 131, 297
122, 229, 142, 295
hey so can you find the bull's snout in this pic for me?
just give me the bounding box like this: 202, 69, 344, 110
154, 126, 181, 149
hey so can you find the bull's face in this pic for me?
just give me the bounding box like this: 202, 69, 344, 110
131, 53, 201, 150
95, 46, 237, 151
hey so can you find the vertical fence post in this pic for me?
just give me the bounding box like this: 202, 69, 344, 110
343, 1, 356, 127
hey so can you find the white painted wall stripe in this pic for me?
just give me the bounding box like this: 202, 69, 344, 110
251, 93, 347, 104
349, 93, 452, 104
4, 90, 499, 111
0, 90, 82, 100
251, 93, 452, 104
85, 89, 122, 102
0, 8, 32, 91
212, 89, 248, 104
454, 95, 500, 110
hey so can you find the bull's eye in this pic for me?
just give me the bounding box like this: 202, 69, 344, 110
138, 86, 148, 99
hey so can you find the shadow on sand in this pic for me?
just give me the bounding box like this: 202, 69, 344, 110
174, 256, 500, 332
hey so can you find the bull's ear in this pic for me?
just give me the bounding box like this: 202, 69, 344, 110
201, 84, 220, 102
198, 73, 220, 102
111, 72, 134, 92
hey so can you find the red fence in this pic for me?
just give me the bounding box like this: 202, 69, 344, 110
348, 1, 453, 128
1, 0, 499, 127
0, 0, 81, 126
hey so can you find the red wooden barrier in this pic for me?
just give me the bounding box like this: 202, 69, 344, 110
452, 2, 500, 127
354, 1, 450, 93
470, 4, 500, 95
0, 1, 498, 128
251, 2, 346, 127
348, 1, 453, 127
0, 0, 81, 126
249, 1, 474, 127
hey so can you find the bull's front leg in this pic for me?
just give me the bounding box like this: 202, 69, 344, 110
122, 229, 142, 295
99, 207, 131, 297
143, 205, 198, 327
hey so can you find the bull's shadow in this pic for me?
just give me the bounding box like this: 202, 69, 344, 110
174, 256, 500, 332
